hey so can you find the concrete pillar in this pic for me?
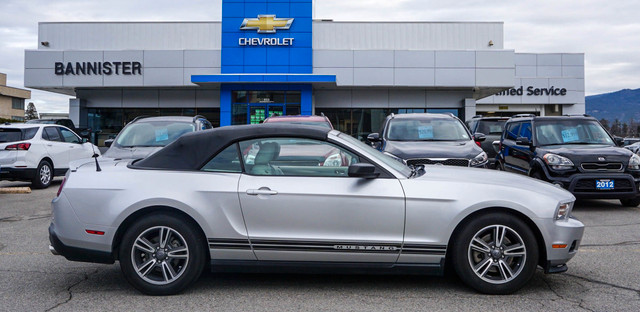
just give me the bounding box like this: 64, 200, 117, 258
68, 98, 87, 128
464, 98, 476, 121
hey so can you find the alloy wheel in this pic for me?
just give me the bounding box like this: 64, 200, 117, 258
467, 225, 527, 284
131, 226, 190, 285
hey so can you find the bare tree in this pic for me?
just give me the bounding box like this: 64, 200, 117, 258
24, 102, 39, 120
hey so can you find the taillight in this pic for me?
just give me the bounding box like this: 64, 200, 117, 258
57, 177, 66, 197
475, 141, 481, 147
5, 143, 31, 150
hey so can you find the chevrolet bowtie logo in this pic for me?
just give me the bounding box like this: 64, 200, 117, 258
240, 15, 294, 33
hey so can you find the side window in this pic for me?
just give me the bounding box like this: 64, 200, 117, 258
505, 123, 520, 141
43, 127, 62, 142
23, 127, 39, 140
238, 137, 359, 177
60, 128, 80, 143
466, 120, 477, 133
201, 144, 242, 173
519, 122, 532, 140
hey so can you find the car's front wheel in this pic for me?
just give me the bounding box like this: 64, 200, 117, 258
31, 160, 52, 189
620, 198, 640, 207
119, 214, 206, 295
452, 213, 539, 294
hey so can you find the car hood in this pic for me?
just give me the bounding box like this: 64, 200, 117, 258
536, 144, 633, 164
384, 140, 483, 160
102, 146, 163, 160
409, 165, 574, 201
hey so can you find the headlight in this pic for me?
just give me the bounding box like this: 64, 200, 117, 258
470, 151, 488, 167
555, 202, 573, 221
383, 152, 407, 165
629, 154, 640, 170
543, 153, 574, 170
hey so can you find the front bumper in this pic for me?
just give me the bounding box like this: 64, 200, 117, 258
0, 167, 36, 181
543, 171, 640, 199
540, 216, 584, 273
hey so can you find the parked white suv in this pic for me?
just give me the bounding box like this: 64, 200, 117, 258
0, 123, 100, 188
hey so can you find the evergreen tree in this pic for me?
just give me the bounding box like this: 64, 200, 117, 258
24, 102, 39, 120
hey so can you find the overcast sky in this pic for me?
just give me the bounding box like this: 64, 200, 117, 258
1, 0, 639, 113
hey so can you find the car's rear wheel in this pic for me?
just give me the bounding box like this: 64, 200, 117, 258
452, 213, 539, 294
31, 160, 52, 189
620, 198, 640, 207
119, 214, 206, 295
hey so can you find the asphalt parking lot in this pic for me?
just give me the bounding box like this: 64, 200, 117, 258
1, 179, 639, 311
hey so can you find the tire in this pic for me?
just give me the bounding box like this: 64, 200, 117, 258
31, 160, 53, 189
119, 213, 206, 295
451, 213, 539, 295
530, 171, 544, 181
620, 198, 640, 207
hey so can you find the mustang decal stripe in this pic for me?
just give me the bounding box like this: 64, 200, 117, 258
208, 238, 447, 255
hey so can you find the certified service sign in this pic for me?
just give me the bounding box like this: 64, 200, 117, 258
239, 15, 295, 46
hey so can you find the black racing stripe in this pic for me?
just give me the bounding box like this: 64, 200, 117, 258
208, 238, 251, 244
208, 238, 251, 250
251, 239, 401, 247
401, 244, 447, 255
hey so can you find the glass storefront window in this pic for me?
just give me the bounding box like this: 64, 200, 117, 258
233, 104, 248, 125
321, 108, 461, 141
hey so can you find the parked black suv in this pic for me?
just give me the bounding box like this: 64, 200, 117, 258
466, 115, 509, 169
496, 114, 640, 206
367, 113, 488, 168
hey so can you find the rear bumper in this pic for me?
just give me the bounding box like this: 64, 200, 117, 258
0, 167, 36, 181
48, 223, 114, 264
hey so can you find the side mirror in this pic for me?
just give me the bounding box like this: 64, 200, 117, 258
614, 137, 624, 147
492, 140, 501, 153
348, 163, 379, 179
367, 133, 381, 142
473, 132, 486, 142
515, 137, 531, 146
82, 138, 88, 143
104, 139, 114, 147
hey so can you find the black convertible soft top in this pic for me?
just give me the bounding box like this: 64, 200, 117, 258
131, 123, 331, 170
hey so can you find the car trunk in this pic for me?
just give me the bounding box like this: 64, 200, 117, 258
0, 128, 24, 165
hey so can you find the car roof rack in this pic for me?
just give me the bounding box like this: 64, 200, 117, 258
129, 115, 152, 123
510, 114, 536, 119
472, 115, 483, 118
563, 114, 592, 117
192, 115, 207, 123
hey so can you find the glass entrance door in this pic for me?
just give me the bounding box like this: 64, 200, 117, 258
232, 91, 302, 125
249, 104, 285, 124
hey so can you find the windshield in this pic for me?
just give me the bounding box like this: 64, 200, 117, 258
387, 118, 470, 141
477, 120, 507, 134
115, 121, 195, 147
535, 120, 614, 146
337, 133, 413, 177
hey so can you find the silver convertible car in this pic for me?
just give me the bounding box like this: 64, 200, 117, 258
49, 124, 584, 295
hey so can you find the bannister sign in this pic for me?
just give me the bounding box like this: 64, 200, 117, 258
54, 61, 142, 76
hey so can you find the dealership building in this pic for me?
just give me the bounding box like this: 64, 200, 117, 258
24, 0, 585, 144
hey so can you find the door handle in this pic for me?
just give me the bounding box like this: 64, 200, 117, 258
246, 188, 278, 196
47, 144, 53, 147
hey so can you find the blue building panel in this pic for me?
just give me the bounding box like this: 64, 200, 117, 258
220, 0, 314, 125
221, 0, 312, 74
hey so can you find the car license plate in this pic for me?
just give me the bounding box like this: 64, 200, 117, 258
596, 179, 614, 190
